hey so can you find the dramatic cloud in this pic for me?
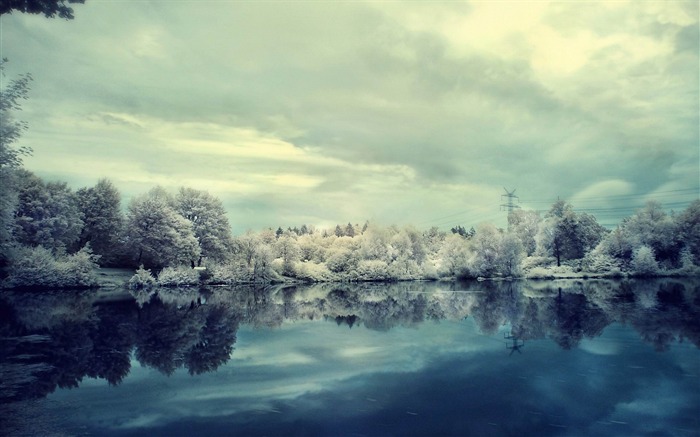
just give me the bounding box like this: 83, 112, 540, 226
2, 1, 697, 232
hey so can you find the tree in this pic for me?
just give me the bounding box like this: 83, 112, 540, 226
124, 187, 200, 268
537, 199, 604, 266
622, 201, 681, 267
0, 60, 32, 265
470, 223, 502, 277
275, 234, 300, 276
508, 209, 541, 256
499, 233, 524, 277
676, 200, 700, 265
0, 0, 85, 19
13, 170, 84, 252
173, 187, 234, 263
345, 222, 356, 238
438, 234, 469, 277
75, 179, 123, 264
631, 245, 660, 277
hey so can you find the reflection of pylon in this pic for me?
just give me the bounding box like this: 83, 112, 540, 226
505, 333, 525, 355
500, 187, 521, 212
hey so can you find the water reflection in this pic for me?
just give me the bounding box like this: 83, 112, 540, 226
1, 278, 698, 405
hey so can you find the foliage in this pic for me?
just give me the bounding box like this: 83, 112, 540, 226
157, 266, 201, 287
128, 265, 156, 291
3, 245, 99, 288
437, 234, 470, 277
75, 178, 123, 264
274, 234, 300, 276
0, 0, 85, 19
499, 233, 524, 277
0, 60, 32, 169
294, 261, 336, 282
630, 245, 660, 277
508, 209, 541, 256
124, 187, 200, 269
13, 170, 84, 252
674, 199, 700, 265
536, 200, 607, 266
173, 187, 234, 262
470, 223, 502, 277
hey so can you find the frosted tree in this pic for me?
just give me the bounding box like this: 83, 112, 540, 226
275, 233, 300, 275
13, 170, 84, 252
438, 233, 469, 277
0, 61, 32, 263
499, 233, 524, 277
508, 209, 541, 256
631, 245, 660, 277
173, 187, 234, 263
676, 200, 700, 265
470, 223, 502, 277
75, 178, 123, 263
125, 188, 200, 268
0, 0, 85, 19
233, 230, 260, 267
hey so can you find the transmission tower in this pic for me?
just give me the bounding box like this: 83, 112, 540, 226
500, 187, 521, 212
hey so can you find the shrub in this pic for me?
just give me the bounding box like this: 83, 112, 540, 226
128, 265, 157, 290
3, 245, 100, 289
520, 256, 556, 272
355, 260, 392, 281
326, 249, 358, 273
581, 251, 621, 274
631, 245, 660, 277
157, 266, 200, 287
206, 262, 250, 284
524, 267, 555, 280
295, 261, 336, 282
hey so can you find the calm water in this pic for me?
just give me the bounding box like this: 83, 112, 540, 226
1, 279, 699, 437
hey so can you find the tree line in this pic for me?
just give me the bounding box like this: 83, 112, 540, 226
1, 62, 699, 288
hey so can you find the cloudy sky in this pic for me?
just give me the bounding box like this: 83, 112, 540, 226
1, 1, 698, 233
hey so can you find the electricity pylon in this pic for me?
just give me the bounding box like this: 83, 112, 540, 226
500, 187, 521, 212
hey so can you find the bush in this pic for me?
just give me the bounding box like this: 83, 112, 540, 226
3, 245, 100, 289
295, 261, 336, 282
581, 251, 621, 274
157, 265, 200, 287
205, 262, 250, 284
128, 265, 157, 290
355, 260, 392, 281
524, 267, 555, 280
631, 245, 660, 277
326, 249, 358, 273
520, 256, 556, 273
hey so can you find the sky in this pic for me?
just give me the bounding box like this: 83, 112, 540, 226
1, 1, 698, 233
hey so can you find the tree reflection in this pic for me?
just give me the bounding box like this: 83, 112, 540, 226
0, 278, 699, 403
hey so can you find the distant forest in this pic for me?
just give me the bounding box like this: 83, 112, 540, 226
1, 62, 699, 289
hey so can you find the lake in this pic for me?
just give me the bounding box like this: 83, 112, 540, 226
1, 279, 699, 437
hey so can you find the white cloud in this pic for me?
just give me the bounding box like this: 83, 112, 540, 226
1, 0, 697, 231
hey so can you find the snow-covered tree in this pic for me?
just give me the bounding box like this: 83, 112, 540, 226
75, 178, 123, 263
125, 187, 200, 268
275, 233, 300, 275
13, 170, 84, 252
438, 233, 469, 277
499, 233, 524, 277
676, 200, 700, 265
470, 223, 502, 277
173, 187, 234, 263
631, 245, 659, 277
508, 209, 541, 256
